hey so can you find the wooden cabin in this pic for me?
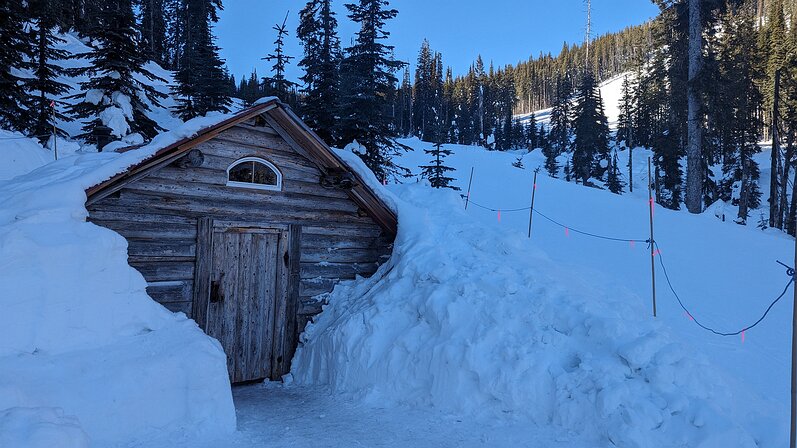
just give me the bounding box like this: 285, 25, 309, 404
84, 100, 397, 383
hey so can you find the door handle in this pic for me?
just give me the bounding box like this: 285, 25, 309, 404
210, 273, 225, 303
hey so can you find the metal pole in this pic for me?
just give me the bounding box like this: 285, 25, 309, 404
791, 231, 797, 448
648, 157, 657, 318
528, 169, 538, 238
464, 167, 474, 210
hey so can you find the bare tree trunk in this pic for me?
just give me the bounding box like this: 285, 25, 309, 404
739, 152, 750, 224
686, 0, 704, 213
772, 70, 782, 228
780, 129, 794, 230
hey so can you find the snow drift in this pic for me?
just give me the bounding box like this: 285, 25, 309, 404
293, 179, 780, 447
0, 116, 239, 446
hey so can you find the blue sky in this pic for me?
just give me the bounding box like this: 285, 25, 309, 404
216, 0, 659, 84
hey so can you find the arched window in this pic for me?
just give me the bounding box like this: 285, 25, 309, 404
226, 157, 282, 191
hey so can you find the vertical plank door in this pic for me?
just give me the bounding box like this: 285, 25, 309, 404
203, 226, 288, 383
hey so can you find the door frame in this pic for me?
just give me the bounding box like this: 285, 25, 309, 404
193, 217, 301, 381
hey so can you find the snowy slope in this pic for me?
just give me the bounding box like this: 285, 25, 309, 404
0, 131, 53, 181
292, 139, 792, 447
0, 115, 242, 446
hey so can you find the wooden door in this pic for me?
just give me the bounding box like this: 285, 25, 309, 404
195, 221, 294, 383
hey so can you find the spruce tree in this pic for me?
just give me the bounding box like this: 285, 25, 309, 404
571, 71, 611, 185
394, 67, 412, 137
526, 113, 538, 150
298, 0, 342, 144
605, 150, 625, 194
173, 0, 231, 120
616, 75, 636, 149
138, 0, 168, 66
262, 13, 297, 102
68, 0, 167, 142
0, 0, 33, 133
28, 0, 72, 141
715, 5, 763, 224
420, 131, 459, 190
338, 0, 406, 181
548, 76, 571, 155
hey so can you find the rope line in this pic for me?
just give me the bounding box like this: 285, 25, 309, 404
463, 196, 648, 243
462, 195, 795, 337
532, 208, 649, 243
654, 241, 794, 336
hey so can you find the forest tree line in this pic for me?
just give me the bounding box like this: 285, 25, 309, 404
3, 0, 797, 233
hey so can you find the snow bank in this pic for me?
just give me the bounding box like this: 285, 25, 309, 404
0, 131, 53, 181
0, 114, 237, 445
293, 184, 780, 447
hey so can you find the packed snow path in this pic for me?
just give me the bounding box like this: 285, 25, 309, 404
144, 383, 592, 448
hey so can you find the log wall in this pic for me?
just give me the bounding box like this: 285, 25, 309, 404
86, 121, 394, 366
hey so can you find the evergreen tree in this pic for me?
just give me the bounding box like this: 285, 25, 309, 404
27, 0, 72, 141
413, 40, 434, 139
138, 0, 168, 66
616, 74, 636, 148
548, 76, 571, 155
394, 67, 412, 137
68, 0, 167, 142
715, 5, 763, 224
605, 150, 625, 194
526, 113, 538, 149
0, 0, 33, 132
338, 0, 407, 181
173, 0, 231, 120
262, 13, 297, 102
297, 0, 341, 144
420, 132, 459, 190
571, 71, 611, 185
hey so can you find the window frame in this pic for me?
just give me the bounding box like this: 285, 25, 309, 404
226, 157, 283, 192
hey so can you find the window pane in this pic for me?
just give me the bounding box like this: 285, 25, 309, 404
229, 162, 254, 183
253, 163, 278, 185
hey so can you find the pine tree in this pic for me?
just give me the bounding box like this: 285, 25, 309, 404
263, 13, 297, 102
27, 0, 72, 141
298, 0, 342, 144
571, 71, 611, 185
0, 0, 33, 132
173, 0, 231, 120
68, 0, 167, 143
338, 0, 407, 181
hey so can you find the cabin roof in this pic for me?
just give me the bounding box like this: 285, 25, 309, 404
86, 98, 398, 235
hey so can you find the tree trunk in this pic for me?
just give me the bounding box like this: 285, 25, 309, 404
686, 0, 704, 214
771, 70, 782, 228
780, 129, 794, 230
790, 142, 797, 236
738, 153, 750, 224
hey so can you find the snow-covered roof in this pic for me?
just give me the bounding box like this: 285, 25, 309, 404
86, 98, 398, 234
